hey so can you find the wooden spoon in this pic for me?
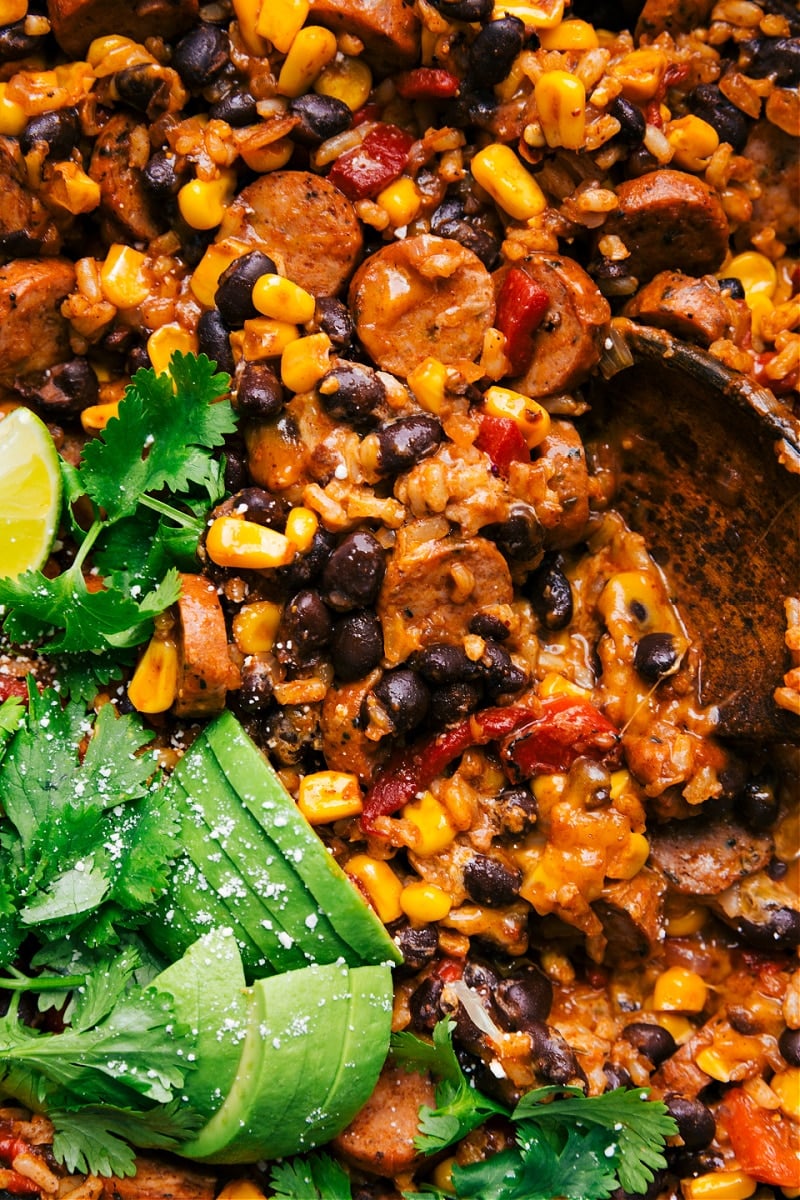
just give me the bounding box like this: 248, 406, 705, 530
585, 319, 800, 742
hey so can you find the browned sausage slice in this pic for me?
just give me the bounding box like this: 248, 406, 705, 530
173, 573, 239, 718
0, 258, 75, 385
321, 670, 388, 784
636, 0, 715, 38
350, 235, 495, 378
99, 1154, 215, 1200
48, 0, 198, 58
217, 171, 363, 298
648, 815, 773, 896
89, 114, 163, 244
331, 1063, 436, 1176
537, 419, 592, 548
0, 137, 61, 257
379, 531, 514, 664
741, 122, 800, 245
499, 254, 610, 398
594, 867, 666, 967
623, 270, 746, 347
309, 0, 420, 68
599, 170, 730, 282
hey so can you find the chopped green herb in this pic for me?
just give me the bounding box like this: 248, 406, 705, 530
269, 1151, 354, 1199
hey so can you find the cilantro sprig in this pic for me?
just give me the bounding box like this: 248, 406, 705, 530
394, 1020, 678, 1200
0, 352, 234, 657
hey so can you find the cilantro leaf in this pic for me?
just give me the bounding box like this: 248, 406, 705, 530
51, 1097, 203, 1178
269, 1152, 353, 1200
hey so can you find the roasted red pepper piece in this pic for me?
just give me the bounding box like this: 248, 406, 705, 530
0, 676, 30, 702
362, 705, 535, 833
722, 1087, 800, 1187
395, 68, 460, 99
475, 413, 529, 476
495, 267, 549, 374
0, 1169, 41, 1196
328, 123, 415, 201
500, 695, 620, 780
0, 1137, 30, 1164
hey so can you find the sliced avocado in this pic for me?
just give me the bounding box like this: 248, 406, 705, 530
204, 713, 401, 966
151, 929, 249, 1121
178, 962, 393, 1164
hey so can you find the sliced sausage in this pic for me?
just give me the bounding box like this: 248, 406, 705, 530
0, 258, 75, 385
173, 573, 240, 718
321, 669, 389, 784
99, 1155, 215, 1200
497, 254, 610, 398
740, 121, 800, 245
0, 136, 61, 257
309, 0, 420, 68
536, 419, 592, 549
89, 113, 164, 245
648, 814, 773, 896
594, 867, 666, 966
599, 170, 730, 282
636, 0, 715, 38
217, 171, 363, 298
349, 235, 495, 378
378, 531, 514, 665
48, 0, 198, 58
623, 270, 747, 347
331, 1063, 436, 1176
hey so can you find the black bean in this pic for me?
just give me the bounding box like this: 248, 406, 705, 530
223, 444, 247, 493
609, 95, 646, 145
665, 1095, 716, 1151
228, 486, 289, 529
21, 358, 98, 414
467, 17, 526, 88
276, 527, 336, 590
463, 854, 522, 907
603, 1062, 633, 1091
469, 612, 510, 641
779, 1026, 800, 1066
231, 656, 274, 713
688, 84, 749, 153
429, 0, 493, 20
447, 88, 498, 131
767, 856, 788, 880
741, 36, 800, 86
260, 707, 307, 766
313, 297, 354, 349
479, 641, 527, 699
370, 668, 430, 735
409, 977, 445, 1031
621, 1021, 676, 1065
481, 504, 543, 563
375, 415, 444, 474
197, 309, 234, 376
235, 361, 285, 419
0, 20, 41, 61
429, 681, 484, 727
430, 200, 500, 270
413, 643, 481, 685
668, 1148, 725, 1181
330, 610, 384, 681
611, 1169, 668, 1200
278, 590, 332, 659
529, 1021, 583, 1085
209, 86, 259, 126
321, 531, 385, 611
289, 92, 352, 145
494, 967, 553, 1030
318, 364, 385, 427
633, 632, 679, 682
172, 23, 229, 88
114, 65, 167, 113
21, 108, 80, 159
736, 778, 778, 831
392, 922, 439, 969
717, 275, 746, 300
527, 552, 574, 631
733, 907, 800, 951
143, 149, 184, 198
464, 959, 499, 993
215, 251, 277, 327
495, 785, 538, 833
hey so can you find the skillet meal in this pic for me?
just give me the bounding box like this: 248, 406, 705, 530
0, 0, 798, 1197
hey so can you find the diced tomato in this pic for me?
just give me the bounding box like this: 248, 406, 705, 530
475, 413, 529, 476
328, 123, 415, 200
500, 695, 620, 780
0, 1137, 30, 1164
722, 1087, 800, 1188
0, 1169, 41, 1196
0, 676, 30, 703
752, 351, 799, 396
645, 98, 663, 129
495, 267, 549, 374
352, 102, 381, 126
394, 68, 460, 99
435, 958, 465, 982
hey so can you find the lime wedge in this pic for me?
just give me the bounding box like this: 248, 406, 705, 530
0, 407, 63, 579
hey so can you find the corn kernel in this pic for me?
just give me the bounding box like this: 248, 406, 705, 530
346, 855, 403, 924
694, 1046, 733, 1082
655, 1013, 695, 1043
377, 177, 422, 228
46, 163, 101, 215
667, 114, 719, 170
653, 966, 708, 1013
471, 143, 547, 221
252, 274, 316, 324
401, 881, 453, 924
725, 250, 778, 305
298, 770, 363, 823
484, 385, 551, 448
492, 1, 565, 29
0, 0, 27, 21
146, 324, 197, 377
178, 170, 237, 231
242, 317, 300, 361
232, 600, 283, 654
239, 136, 294, 174
80, 399, 120, 434
285, 506, 319, 552
315, 56, 373, 111
431, 1158, 457, 1194
538, 19, 599, 49
408, 356, 448, 414
217, 1182, 267, 1200
665, 903, 708, 937
608, 769, 631, 801
606, 832, 650, 880
87, 34, 153, 73
682, 1171, 757, 1199
99, 244, 150, 310
0, 84, 26, 136
127, 637, 179, 714
281, 332, 332, 392
534, 70, 587, 150
206, 516, 296, 570
190, 239, 250, 308
402, 791, 456, 857
232, 0, 269, 55
771, 1067, 800, 1122
611, 48, 668, 103
256, 0, 309, 53
277, 25, 338, 98
538, 672, 590, 700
